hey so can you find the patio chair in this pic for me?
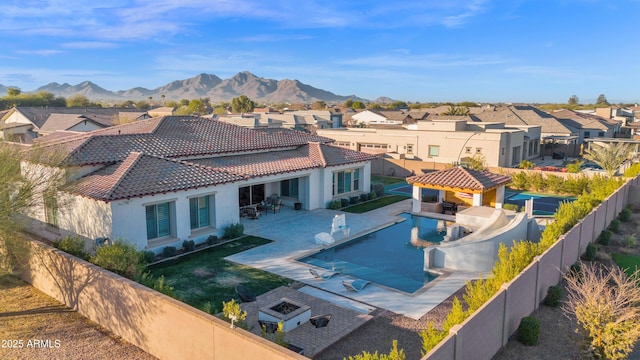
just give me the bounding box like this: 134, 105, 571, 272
258, 320, 279, 333
309, 268, 339, 280
235, 285, 256, 302
273, 199, 281, 214
309, 314, 332, 328
245, 206, 261, 219
342, 279, 370, 292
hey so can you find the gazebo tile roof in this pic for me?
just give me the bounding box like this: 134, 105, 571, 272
406, 166, 511, 191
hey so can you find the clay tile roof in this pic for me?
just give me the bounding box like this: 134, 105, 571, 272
406, 166, 511, 191
66, 152, 243, 201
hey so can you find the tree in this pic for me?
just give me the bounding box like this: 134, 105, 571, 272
564, 262, 640, 360
344, 99, 354, 108
583, 142, 634, 176
66, 94, 96, 107
311, 100, 326, 110
597, 94, 610, 106
568, 95, 580, 105
231, 95, 256, 113
351, 101, 365, 110
7, 87, 21, 97
134, 100, 149, 110
367, 102, 382, 110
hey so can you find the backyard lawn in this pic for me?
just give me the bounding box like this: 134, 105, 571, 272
611, 252, 640, 276
341, 195, 409, 213
146, 236, 292, 314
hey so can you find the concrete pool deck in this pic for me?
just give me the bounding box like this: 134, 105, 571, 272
228, 199, 478, 320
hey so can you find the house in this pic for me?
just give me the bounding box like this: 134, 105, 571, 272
1, 107, 150, 143
148, 107, 175, 117
552, 109, 618, 143
317, 119, 541, 168
351, 110, 413, 126
25, 116, 375, 252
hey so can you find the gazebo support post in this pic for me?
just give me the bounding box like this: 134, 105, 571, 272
412, 185, 421, 213
472, 193, 482, 207
495, 185, 505, 209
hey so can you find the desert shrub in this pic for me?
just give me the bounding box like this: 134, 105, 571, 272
92, 238, 143, 279
502, 203, 520, 212
517, 316, 540, 346
360, 193, 369, 202
206, 235, 219, 245
543, 285, 562, 307
222, 298, 247, 329
140, 250, 156, 264
619, 208, 632, 223
622, 234, 637, 248
624, 162, 640, 177
518, 160, 534, 169
372, 183, 385, 198
562, 175, 590, 196
350, 196, 359, 205
346, 340, 406, 360
566, 160, 584, 173
138, 272, 176, 297
569, 262, 582, 279
162, 246, 177, 258
54, 235, 87, 259
509, 172, 529, 190
420, 321, 447, 355
545, 175, 564, 194
223, 223, 244, 239
584, 243, 598, 261
327, 200, 342, 210
609, 219, 621, 233
598, 229, 612, 246
529, 173, 546, 192
368, 191, 377, 200
182, 239, 195, 252
341, 198, 350, 207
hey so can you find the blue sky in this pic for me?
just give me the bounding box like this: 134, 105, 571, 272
0, 0, 638, 103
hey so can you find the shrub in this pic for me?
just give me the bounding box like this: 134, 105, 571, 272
340, 198, 350, 207
138, 272, 176, 297
518, 160, 534, 169
372, 183, 385, 198
509, 172, 529, 190
619, 208, 632, 223
368, 192, 377, 201
622, 234, 637, 248
543, 285, 562, 307
223, 223, 244, 239
222, 298, 247, 329
54, 235, 87, 259
140, 250, 156, 264
182, 239, 195, 252
529, 172, 546, 192
350, 196, 359, 205
345, 340, 406, 360
517, 316, 540, 346
545, 175, 564, 194
502, 203, 520, 212
624, 162, 640, 177
360, 193, 369, 202
569, 262, 582, 279
206, 235, 219, 245
598, 229, 612, 246
327, 200, 342, 210
92, 238, 143, 279
609, 219, 621, 233
584, 243, 598, 261
162, 246, 177, 258
566, 160, 584, 173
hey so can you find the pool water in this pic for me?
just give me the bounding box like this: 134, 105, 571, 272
300, 213, 452, 293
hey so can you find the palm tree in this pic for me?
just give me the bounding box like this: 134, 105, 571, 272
582, 142, 634, 176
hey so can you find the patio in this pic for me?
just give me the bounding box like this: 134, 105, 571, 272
230, 199, 477, 320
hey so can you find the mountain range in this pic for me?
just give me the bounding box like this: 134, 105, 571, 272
1, 71, 369, 104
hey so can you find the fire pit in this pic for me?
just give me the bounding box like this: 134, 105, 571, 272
258, 298, 311, 332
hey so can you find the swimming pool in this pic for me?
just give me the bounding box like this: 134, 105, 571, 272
299, 213, 452, 293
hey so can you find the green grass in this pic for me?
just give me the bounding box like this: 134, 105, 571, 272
146, 236, 292, 314
371, 175, 406, 186
611, 253, 640, 277
342, 195, 409, 213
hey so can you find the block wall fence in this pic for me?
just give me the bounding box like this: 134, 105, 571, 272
10, 176, 640, 360
423, 176, 640, 360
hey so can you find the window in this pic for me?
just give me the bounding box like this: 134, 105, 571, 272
501, 147, 505, 156
280, 178, 299, 198
406, 144, 413, 154
465, 147, 472, 154
598, 131, 605, 137
44, 191, 59, 228
146, 202, 172, 240
476, 147, 483, 154
333, 168, 360, 195
189, 196, 210, 230
428, 145, 439, 157
584, 131, 591, 138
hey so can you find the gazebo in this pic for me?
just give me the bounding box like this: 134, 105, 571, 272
406, 166, 512, 213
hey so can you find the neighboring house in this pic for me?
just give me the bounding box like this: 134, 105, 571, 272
26, 116, 374, 252
148, 107, 175, 117
1, 107, 150, 142
552, 109, 617, 143
317, 119, 541, 167
351, 110, 413, 126
218, 110, 342, 132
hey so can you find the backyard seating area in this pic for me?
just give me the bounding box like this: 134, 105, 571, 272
240, 194, 283, 219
